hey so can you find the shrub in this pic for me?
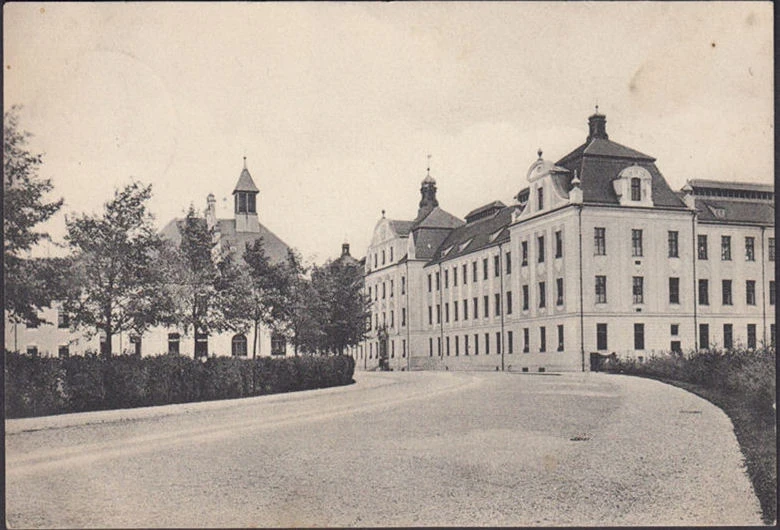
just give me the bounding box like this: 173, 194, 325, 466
200, 357, 245, 401
102, 354, 149, 409
145, 355, 203, 405
63, 353, 106, 412
5, 351, 67, 417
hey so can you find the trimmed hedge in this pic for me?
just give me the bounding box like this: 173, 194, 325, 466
5, 351, 355, 418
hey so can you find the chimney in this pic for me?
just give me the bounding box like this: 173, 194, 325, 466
206, 193, 217, 229
587, 112, 608, 142
342, 242, 350, 257
681, 182, 696, 210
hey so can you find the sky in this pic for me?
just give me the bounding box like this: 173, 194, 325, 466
4, 2, 774, 264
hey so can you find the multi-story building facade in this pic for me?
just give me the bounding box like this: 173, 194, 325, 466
357, 111, 775, 372
6, 159, 294, 358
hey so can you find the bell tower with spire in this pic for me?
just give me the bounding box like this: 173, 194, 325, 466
417, 154, 439, 220
233, 157, 260, 233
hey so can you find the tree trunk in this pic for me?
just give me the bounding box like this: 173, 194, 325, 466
103, 306, 113, 357
252, 320, 258, 360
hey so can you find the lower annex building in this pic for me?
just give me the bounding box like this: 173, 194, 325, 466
6, 159, 294, 358
358, 111, 775, 372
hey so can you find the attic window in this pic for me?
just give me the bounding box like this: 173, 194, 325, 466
459, 239, 473, 252
709, 205, 727, 219
489, 229, 503, 243
441, 245, 454, 257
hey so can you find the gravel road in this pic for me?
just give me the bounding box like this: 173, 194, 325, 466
5, 371, 762, 527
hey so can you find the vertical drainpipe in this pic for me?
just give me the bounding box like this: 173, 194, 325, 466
691, 212, 699, 351
577, 205, 585, 372
439, 262, 444, 367
760, 226, 767, 346
499, 241, 506, 372
405, 260, 411, 371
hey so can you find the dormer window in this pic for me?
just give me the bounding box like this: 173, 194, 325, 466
631, 178, 641, 201
537, 186, 544, 211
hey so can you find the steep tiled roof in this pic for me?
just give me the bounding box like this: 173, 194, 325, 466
412, 207, 464, 230
692, 198, 774, 226
688, 179, 774, 193
233, 167, 259, 193
465, 201, 506, 223
387, 220, 414, 237
556, 143, 685, 208
426, 205, 515, 266
414, 228, 457, 261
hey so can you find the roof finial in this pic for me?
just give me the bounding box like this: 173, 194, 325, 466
243, 156, 247, 169
537, 148, 543, 159
595, 103, 599, 114
426, 154, 431, 177
381, 209, 386, 218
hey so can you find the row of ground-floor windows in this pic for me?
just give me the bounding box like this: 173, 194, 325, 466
426, 326, 565, 357
358, 339, 407, 359
698, 323, 774, 350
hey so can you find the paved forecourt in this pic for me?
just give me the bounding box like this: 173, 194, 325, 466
5, 370, 761, 527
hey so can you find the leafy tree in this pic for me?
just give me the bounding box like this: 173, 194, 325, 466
240, 238, 278, 358
3, 106, 64, 325
64, 182, 164, 356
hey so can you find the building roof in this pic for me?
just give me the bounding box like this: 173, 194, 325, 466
426, 205, 515, 266
555, 139, 685, 209
687, 179, 774, 193
233, 167, 259, 193
465, 201, 506, 223
412, 206, 464, 230
387, 220, 414, 237
160, 216, 291, 264
690, 197, 774, 226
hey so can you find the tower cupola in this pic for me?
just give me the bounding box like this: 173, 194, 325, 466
417, 157, 439, 219
587, 106, 609, 142
233, 157, 260, 232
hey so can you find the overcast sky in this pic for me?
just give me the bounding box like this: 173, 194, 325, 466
4, 2, 773, 263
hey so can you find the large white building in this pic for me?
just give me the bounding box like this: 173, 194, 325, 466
6, 159, 293, 358
359, 111, 775, 372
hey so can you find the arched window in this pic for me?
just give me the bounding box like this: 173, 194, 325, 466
232, 334, 248, 356
271, 333, 286, 356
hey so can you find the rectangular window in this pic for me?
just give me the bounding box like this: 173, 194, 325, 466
698, 279, 709, 305
722, 279, 733, 305
698, 234, 708, 260
390, 279, 394, 297
745, 237, 755, 261
721, 236, 731, 261
428, 274, 432, 292
557, 325, 564, 351
772, 324, 776, 348
390, 247, 393, 262
594, 227, 606, 256
463, 263, 468, 285
555, 230, 563, 258
539, 327, 546, 352
523, 328, 530, 352
402, 308, 406, 327
438, 337, 441, 356
455, 335, 459, 356
538, 281, 546, 308
382, 250, 386, 265
506, 291, 513, 315
556, 278, 564, 306
403, 339, 406, 358
671, 341, 682, 353
671, 324, 679, 336
485, 333, 490, 355
769, 237, 775, 261
538, 235, 545, 263
390, 310, 395, 327
507, 331, 513, 354
453, 267, 458, 286
436, 304, 441, 323
26, 346, 39, 356
669, 277, 680, 304
632, 229, 643, 257
168, 333, 181, 355
483, 295, 489, 318
495, 293, 501, 316
522, 241, 528, 266
473, 297, 478, 319
494, 255, 500, 277
597, 323, 608, 351
436, 272, 440, 290
428, 306, 433, 325
631, 178, 641, 201
465, 335, 469, 355
595, 276, 607, 304
446, 336, 450, 356
58, 345, 69, 358
401, 276, 406, 295
382, 282, 386, 299
522, 285, 529, 310
57, 310, 70, 329
723, 324, 733, 350
474, 333, 479, 355
483, 258, 488, 280
634, 323, 645, 350
746, 280, 756, 306
770, 281, 776, 305
632, 277, 644, 304
463, 299, 469, 320
454, 302, 459, 321
699, 323, 710, 350
472, 261, 478, 282
445, 303, 449, 323
668, 231, 679, 258
429, 338, 433, 357
496, 332, 502, 354
537, 186, 544, 210
747, 324, 757, 350
505, 252, 512, 275
444, 270, 449, 289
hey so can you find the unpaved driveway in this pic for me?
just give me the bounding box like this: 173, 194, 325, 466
5, 371, 762, 527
